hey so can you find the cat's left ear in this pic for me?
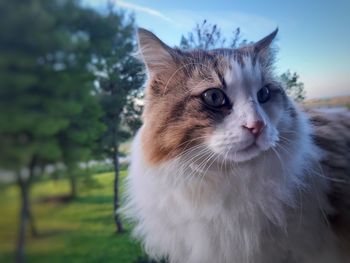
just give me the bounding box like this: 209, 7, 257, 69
137, 28, 176, 75
253, 28, 278, 65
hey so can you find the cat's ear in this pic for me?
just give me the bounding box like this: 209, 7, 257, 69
252, 28, 278, 66
137, 28, 175, 75
253, 28, 278, 53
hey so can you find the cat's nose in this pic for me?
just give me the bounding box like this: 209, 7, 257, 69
243, 121, 265, 136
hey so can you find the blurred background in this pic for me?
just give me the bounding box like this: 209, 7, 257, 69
0, 0, 349, 262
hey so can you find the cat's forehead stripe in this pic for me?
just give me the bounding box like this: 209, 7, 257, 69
222, 55, 262, 94
224, 59, 242, 89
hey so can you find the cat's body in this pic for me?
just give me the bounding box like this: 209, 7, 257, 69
124, 28, 350, 263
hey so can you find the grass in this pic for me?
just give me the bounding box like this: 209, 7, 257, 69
0, 171, 147, 263
303, 95, 350, 109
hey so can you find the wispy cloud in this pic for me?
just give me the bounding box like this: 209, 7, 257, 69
114, 0, 174, 24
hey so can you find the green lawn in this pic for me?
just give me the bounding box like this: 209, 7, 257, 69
0, 172, 147, 263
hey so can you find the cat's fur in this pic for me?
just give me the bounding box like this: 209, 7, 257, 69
124, 28, 350, 263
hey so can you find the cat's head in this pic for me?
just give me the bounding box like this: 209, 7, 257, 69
138, 28, 295, 165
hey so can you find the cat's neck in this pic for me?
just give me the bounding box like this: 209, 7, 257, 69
139, 109, 319, 224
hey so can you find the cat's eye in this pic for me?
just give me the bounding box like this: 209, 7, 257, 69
202, 88, 228, 108
257, 85, 271, 104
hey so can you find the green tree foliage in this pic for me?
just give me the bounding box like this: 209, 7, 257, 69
0, 1, 106, 261
58, 87, 106, 198
82, 4, 145, 233
280, 70, 306, 102
180, 20, 305, 101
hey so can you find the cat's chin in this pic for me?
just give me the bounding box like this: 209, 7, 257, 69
224, 143, 264, 163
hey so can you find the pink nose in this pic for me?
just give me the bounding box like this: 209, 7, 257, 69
243, 121, 265, 136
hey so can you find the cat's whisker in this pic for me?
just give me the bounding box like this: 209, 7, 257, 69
308, 171, 331, 228
171, 142, 209, 166
194, 153, 215, 200
220, 148, 229, 174
194, 151, 219, 203
276, 135, 295, 148
178, 147, 212, 183
274, 142, 293, 157
270, 147, 289, 185
307, 166, 349, 184
277, 134, 294, 143
278, 129, 299, 135
186, 150, 214, 182
178, 146, 210, 168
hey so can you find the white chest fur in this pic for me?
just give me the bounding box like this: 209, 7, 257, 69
124, 129, 344, 263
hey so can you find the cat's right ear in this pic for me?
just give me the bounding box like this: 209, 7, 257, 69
137, 28, 175, 75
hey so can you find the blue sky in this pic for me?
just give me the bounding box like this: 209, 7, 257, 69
84, 0, 350, 99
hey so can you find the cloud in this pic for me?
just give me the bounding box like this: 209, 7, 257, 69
114, 0, 174, 24
82, 1, 277, 39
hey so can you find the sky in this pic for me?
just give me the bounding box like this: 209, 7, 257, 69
84, 0, 350, 99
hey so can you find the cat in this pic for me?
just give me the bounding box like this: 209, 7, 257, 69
123, 28, 350, 263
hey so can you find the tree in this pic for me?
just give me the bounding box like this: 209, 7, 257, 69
0, 1, 105, 261
0, 1, 69, 261
58, 84, 106, 198
280, 70, 306, 102
180, 20, 247, 50
84, 4, 145, 233
180, 20, 305, 101
180, 20, 226, 50
55, 5, 107, 197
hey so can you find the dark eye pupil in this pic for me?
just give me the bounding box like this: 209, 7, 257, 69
211, 93, 219, 103
257, 86, 271, 103
202, 89, 226, 107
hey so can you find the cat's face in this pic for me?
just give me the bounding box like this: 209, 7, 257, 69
138, 28, 293, 165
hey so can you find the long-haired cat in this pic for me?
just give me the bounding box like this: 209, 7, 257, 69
124, 28, 350, 263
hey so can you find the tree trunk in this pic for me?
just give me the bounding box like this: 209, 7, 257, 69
69, 173, 77, 199
28, 207, 38, 237
15, 157, 38, 263
113, 145, 124, 233
27, 158, 38, 237
16, 174, 29, 263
